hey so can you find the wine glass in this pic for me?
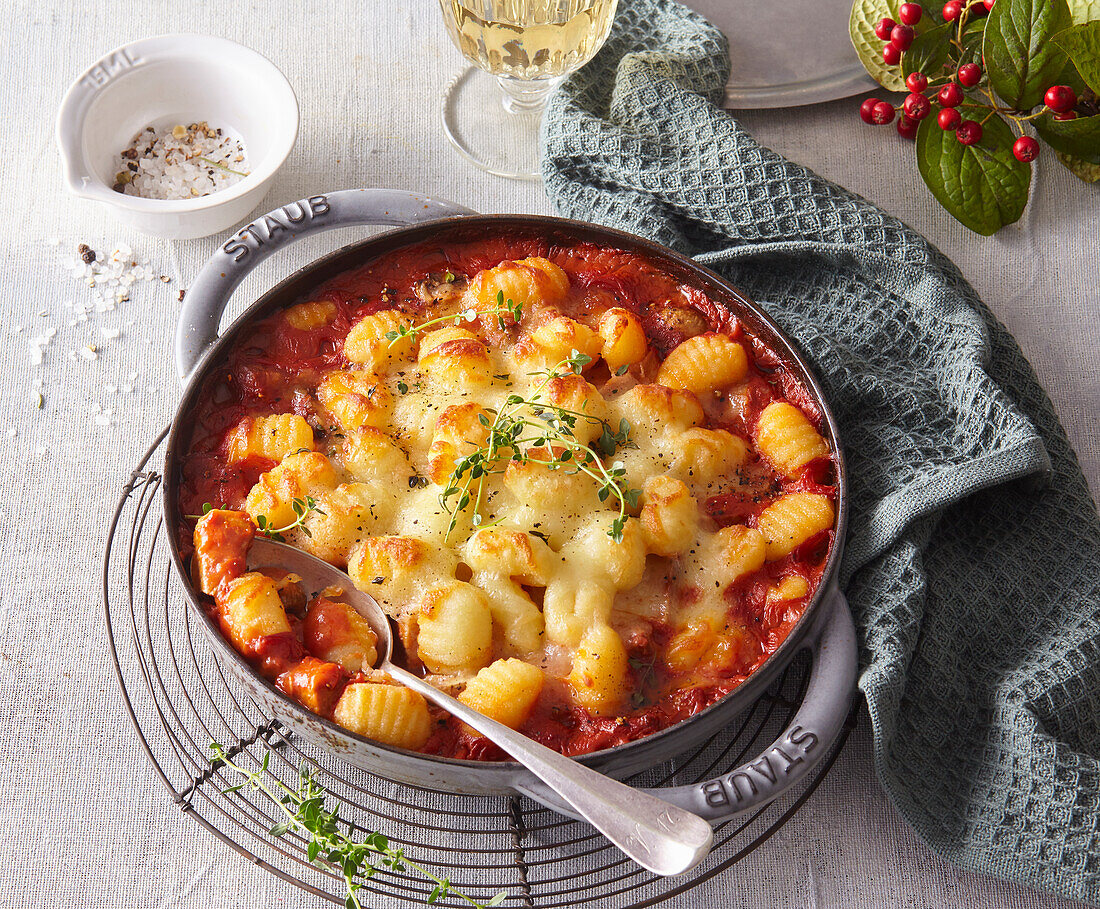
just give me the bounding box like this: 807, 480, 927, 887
438, 0, 619, 181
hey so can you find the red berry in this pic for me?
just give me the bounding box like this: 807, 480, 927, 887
1053, 111, 1078, 121
938, 107, 962, 130
897, 115, 919, 140
904, 92, 932, 120
899, 3, 924, 24
891, 24, 916, 49
984, 0, 995, 8
970, 1, 988, 14
1044, 85, 1077, 113
906, 72, 929, 94
871, 101, 896, 125
883, 42, 902, 65
860, 98, 881, 124
1012, 136, 1039, 162
943, 1, 962, 20
938, 83, 964, 107
958, 63, 982, 87
956, 120, 983, 145
874, 17, 897, 40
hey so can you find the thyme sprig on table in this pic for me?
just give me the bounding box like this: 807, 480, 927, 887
385, 290, 523, 348
209, 743, 504, 909
439, 350, 641, 544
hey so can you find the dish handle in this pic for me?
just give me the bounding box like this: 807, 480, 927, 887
519, 583, 858, 823
174, 189, 476, 382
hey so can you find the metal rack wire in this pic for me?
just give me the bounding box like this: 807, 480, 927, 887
102, 426, 855, 908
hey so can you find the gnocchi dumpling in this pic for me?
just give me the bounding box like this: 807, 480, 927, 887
341, 426, 409, 480
459, 658, 544, 729
511, 315, 601, 373
284, 300, 337, 331
345, 309, 415, 372
416, 581, 494, 675
226, 414, 314, 464
568, 623, 629, 715
755, 402, 829, 477
598, 307, 648, 372
427, 403, 491, 485
216, 572, 293, 677
656, 333, 748, 394
418, 327, 493, 389
347, 534, 458, 619
318, 371, 392, 431
245, 452, 339, 529
464, 256, 570, 313
463, 529, 555, 656
333, 682, 432, 750
639, 476, 698, 556
302, 597, 379, 673
757, 493, 834, 560
298, 481, 392, 567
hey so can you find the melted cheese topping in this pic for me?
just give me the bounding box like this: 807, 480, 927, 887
220, 254, 835, 736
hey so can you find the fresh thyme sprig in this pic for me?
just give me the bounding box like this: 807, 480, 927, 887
209, 743, 504, 909
256, 495, 325, 541
385, 290, 522, 348
438, 350, 641, 544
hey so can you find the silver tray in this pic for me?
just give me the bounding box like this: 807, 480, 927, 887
682, 0, 877, 109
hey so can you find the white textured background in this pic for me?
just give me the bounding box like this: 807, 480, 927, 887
1, 1, 1097, 907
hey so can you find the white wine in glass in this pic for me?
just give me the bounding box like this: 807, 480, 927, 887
439, 0, 619, 180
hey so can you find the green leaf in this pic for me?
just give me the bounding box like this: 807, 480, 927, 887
1056, 149, 1100, 180
903, 22, 953, 79
1052, 21, 1100, 92
915, 113, 1031, 234
958, 17, 987, 67
984, 0, 1073, 109
1034, 111, 1100, 162
1067, 0, 1100, 25
850, 0, 908, 91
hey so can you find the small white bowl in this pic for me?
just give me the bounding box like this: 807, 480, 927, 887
56, 34, 298, 240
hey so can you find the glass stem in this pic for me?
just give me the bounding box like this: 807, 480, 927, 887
496, 75, 561, 115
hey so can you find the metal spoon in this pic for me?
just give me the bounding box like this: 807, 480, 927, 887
248, 537, 714, 876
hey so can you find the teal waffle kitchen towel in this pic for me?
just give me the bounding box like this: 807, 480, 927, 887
541, 1, 1100, 902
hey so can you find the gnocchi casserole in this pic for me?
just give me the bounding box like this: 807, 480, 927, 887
178, 235, 837, 760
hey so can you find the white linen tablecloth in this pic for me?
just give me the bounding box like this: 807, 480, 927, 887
1, 1, 1097, 906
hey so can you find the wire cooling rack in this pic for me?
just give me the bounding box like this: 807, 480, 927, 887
102, 427, 855, 908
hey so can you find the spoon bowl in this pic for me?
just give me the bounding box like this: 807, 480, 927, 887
247, 536, 714, 876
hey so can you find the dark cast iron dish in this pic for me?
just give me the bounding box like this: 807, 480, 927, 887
163, 189, 857, 823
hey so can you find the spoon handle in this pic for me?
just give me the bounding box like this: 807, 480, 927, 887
384, 663, 714, 876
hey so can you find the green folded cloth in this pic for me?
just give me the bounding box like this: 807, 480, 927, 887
541, 1, 1100, 902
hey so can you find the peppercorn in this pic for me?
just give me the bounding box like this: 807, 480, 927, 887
78, 244, 96, 264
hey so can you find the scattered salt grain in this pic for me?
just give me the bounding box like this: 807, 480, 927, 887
28, 328, 58, 365
101, 327, 121, 340
79, 345, 98, 361
115, 121, 250, 200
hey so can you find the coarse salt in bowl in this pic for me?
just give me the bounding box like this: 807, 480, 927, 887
56, 34, 298, 240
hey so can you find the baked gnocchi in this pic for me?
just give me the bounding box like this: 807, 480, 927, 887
180, 236, 836, 760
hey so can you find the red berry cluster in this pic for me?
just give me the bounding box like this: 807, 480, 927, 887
861, 1, 1079, 161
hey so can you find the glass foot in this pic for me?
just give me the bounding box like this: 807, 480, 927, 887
441, 66, 555, 182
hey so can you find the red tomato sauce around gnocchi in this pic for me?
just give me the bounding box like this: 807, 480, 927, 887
178, 236, 836, 760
